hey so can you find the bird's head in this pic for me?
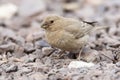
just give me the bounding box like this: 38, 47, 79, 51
41, 15, 63, 31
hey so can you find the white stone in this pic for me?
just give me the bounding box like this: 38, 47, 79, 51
19, 0, 46, 17
0, 3, 18, 19
68, 61, 95, 69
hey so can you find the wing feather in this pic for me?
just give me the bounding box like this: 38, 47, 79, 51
64, 22, 93, 39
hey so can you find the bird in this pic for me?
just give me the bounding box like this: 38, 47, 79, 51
41, 15, 105, 60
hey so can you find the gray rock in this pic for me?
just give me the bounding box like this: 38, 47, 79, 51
30, 72, 47, 80
9, 36, 25, 46
20, 67, 32, 75
19, 0, 46, 17
0, 43, 15, 53
32, 49, 43, 59
35, 40, 51, 48
42, 47, 54, 56
14, 45, 25, 58
25, 54, 36, 63
116, 62, 120, 67
0, 27, 16, 38
17, 75, 30, 80
0, 68, 2, 75
26, 31, 45, 42
24, 43, 35, 53
6, 64, 18, 73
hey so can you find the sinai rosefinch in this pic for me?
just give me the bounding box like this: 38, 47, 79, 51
41, 15, 106, 59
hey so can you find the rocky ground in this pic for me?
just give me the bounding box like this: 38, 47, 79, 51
0, 0, 120, 80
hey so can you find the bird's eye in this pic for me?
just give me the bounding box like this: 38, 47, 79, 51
50, 20, 54, 23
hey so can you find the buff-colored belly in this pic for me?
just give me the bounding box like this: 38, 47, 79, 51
46, 31, 89, 52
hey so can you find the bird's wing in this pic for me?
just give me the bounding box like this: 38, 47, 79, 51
64, 22, 93, 39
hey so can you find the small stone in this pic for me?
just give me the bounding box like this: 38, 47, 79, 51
32, 49, 43, 59
20, 67, 32, 75
0, 43, 15, 53
14, 45, 25, 58
25, 55, 36, 63
75, 5, 95, 19
17, 76, 29, 80
81, 48, 99, 62
6, 64, 18, 73
42, 47, 54, 56
63, 2, 80, 11
0, 3, 18, 19
0, 68, 2, 75
0, 27, 16, 38
35, 40, 51, 49
116, 62, 120, 67
86, 0, 103, 5
19, 0, 46, 17
30, 72, 47, 80
68, 61, 95, 69
0, 55, 2, 60
9, 36, 25, 46
26, 31, 45, 42
24, 43, 35, 53
11, 58, 23, 62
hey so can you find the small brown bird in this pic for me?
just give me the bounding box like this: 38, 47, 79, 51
41, 15, 105, 59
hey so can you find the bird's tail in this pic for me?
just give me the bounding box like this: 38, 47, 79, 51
90, 26, 108, 33
85, 26, 108, 35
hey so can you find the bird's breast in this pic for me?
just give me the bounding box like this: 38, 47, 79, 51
46, 30, 69, 47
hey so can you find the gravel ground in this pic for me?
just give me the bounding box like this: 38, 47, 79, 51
0, 0, 120, 80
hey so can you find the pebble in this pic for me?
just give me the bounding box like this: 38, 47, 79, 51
26, 31, 45, 42
30, 72, 47, 80
20, 67, 32, 75
6, 64, 18, 73
81, 49, 99, 62
63, 2, 80, 11
14, 45, 25, 58
32, 49, 43, 59
68, 61, 95, 69
24, 43, 35, 53
19, 0, 46, 17
0, 3, 18, 19
116, 62, 120, 67
35, 40, 51, 48
17, 76, 29, 80
42, 47, 54, 56
25, 57, 36, 63
0, 43, 15, 53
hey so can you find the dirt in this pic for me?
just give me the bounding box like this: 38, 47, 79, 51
0, 0, 120, 80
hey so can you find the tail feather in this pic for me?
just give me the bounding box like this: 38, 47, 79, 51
84, 26, 108, 35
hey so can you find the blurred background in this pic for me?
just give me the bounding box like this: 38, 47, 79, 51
0, 0, 119, 50
0, 0, 120, 42
0, 0, 120, 37
0, 0, 120, 80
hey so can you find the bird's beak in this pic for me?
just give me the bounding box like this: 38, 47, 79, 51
41, 23, 47, 29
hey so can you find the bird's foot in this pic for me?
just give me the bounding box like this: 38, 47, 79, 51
76, 47, 84, 60
51, 50, 66, 59
77, 57, 81, 61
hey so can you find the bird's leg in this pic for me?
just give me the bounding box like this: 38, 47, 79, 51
59, 50, 66, 58
54, 50, 66, 59
77, 46, 84, 60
